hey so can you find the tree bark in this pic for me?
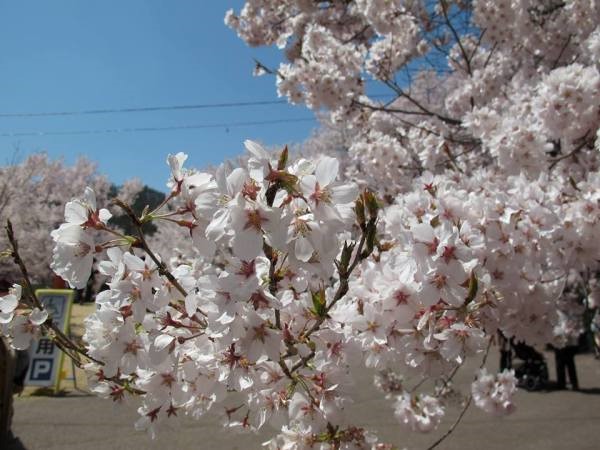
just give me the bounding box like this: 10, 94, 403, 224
0, 337, 16, 442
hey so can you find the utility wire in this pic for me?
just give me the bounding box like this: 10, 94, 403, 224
0, 100, 289, 118
0, 117, 316, 137
0, 94, 393, 118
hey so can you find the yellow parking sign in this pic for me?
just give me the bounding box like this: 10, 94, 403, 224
25, 289, 74, 392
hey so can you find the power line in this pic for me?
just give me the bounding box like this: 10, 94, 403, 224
0, 94, 393, 118
0, 117, 316, 137
0, 99, 290, 118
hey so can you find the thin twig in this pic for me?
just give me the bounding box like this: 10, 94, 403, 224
5, 219, 151, 398
483, 41, 498, 69
5, 219, 103, 365
112, 199, 189, 300
426, 338, 493, 450
440, 0, 472, 76
353, 100, 444, 118
383, 80, 462, 126
551, 34, 572, 70
548, 131, 591, 170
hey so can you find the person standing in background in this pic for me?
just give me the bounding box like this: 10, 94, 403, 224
553, 274, 586, 390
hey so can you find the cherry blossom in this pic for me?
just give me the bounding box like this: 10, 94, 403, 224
393, 393, 445, 433
4, 306, 48, 350
471, 369, 517, 416
2, 1, 600, 447
0, 284, 21, 324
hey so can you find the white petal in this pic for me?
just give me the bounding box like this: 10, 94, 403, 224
215, 163, 228, 192
289, 392, 309, 420
0, 312, 14, 324
123, 252, 145, 271
64, 200, 88, 224
300, 174, 317, 198
227, 168, 248, 196
237, 373, 254, 390
295, 237, 314, 262
95, 290, 113, 304
247, 339, 264, 363
192, 233, 216, 258
206, 208, 230, 241
412, 223, 435, 243
315, 157, 339, 187
332, 183, 358, 204
0, 294, 18, 314
51, 238, 94, 289
107, 246, 123, 263
29, 308, 48, 325
98, 208, 112, 224
154, 334, 174, 352
167, 152, 188, 180
244, 140, 270, 160
232, 229, 263, 260
83, 187, 97, 211
195, 191, 219, 217
185, 293, 199, 317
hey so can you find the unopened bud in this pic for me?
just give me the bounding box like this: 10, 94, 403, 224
362, 190, 380, 220
339, 241, 355, 272
363, 222, 377, 257
311, 286, 327, 318
355, 198, 366, 229
278, 145, 289, 170
177, 220, 196, 231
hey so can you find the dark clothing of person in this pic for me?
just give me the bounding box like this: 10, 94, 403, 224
499, 333, 513, 371
13, 350, 30, 392
500, 349, 512, 371
554, 345, 579, 390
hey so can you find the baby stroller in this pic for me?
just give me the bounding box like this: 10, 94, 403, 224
511, 341, 549, 391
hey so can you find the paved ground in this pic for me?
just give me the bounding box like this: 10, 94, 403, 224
6, 347, 600, 450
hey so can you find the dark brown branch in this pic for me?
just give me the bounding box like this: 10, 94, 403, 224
483, 41, 498, 69
548, 131, 592, 170
551, 34, 572, 70
383, 80, 462, 126
439, 0, 473, 76
343, 24, 371, 44
353, 99, 442, 118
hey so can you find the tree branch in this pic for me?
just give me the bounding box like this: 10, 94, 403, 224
5, 219, 103, 366
383, 80, 462, 126
112, 199, 189, 300
426, 338, 493, 450
548, 131, 591, 170
439, 0, 473, 77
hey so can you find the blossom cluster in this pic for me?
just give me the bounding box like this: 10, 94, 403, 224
223, 3, 600, 444
471, 369, 517, 416
227, 0, 600, 349
0, 284, 47, 350
227, 0, 600, 189
0, 135, 528, 448
1, 143, 385, 446
393, 393, 445, 433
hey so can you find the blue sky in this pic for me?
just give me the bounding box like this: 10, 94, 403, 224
0, 1, 315, 191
